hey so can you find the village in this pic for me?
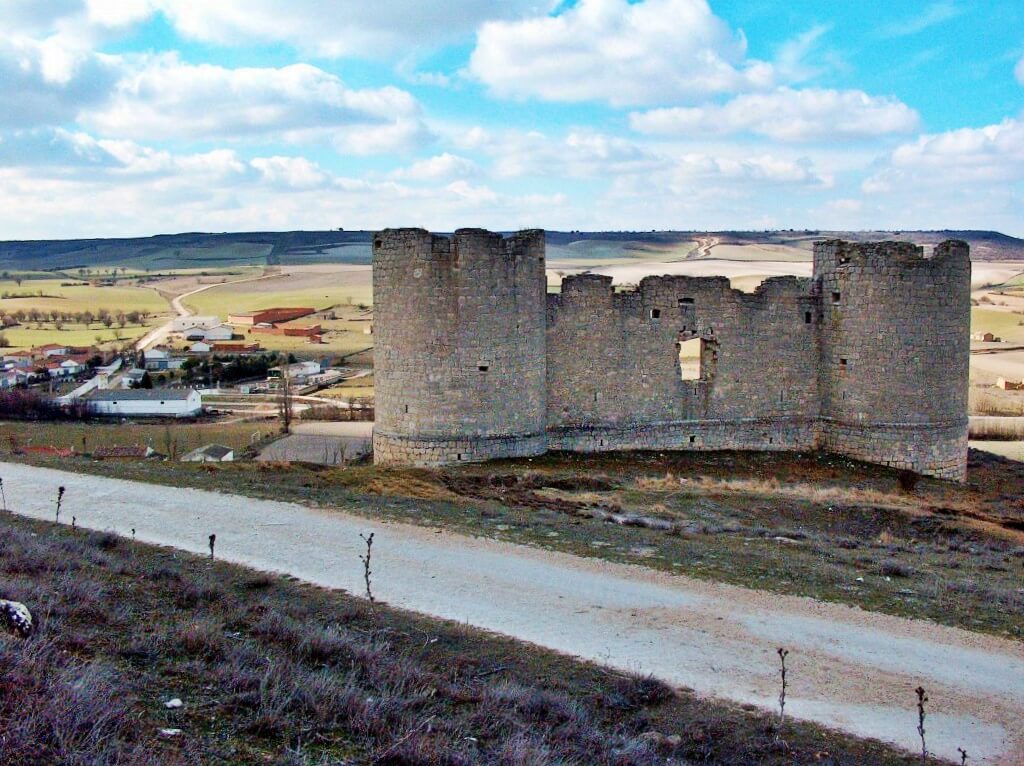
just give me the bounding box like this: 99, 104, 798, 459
0, 302, 375, 463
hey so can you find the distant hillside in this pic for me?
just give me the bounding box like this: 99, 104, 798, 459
0, 231, 375, 272
1, 228, 1021, 272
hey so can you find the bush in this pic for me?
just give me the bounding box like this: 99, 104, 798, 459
880, 559, 914, 578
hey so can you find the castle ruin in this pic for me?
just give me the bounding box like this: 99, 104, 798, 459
372, 229, 971, 480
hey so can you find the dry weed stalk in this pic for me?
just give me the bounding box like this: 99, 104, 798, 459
0, 477, 6, 512
916, 686, 928, 762
55, 485, 65, 523
777, 647, 789, 726
208, 533, 216, 560
360, 532, 375, 604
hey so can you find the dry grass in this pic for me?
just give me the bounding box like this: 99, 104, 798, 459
969, 416, 1024, 440
634, 472, 916, 509
969, 388, 1024, 417
0, 513, 920, 765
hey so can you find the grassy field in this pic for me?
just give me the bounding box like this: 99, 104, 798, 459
183, 268, 373, 317
972, 307, 1024, 343
0, 513, 925, 765
0, 419, 280, 456
0, 277, 172, 350
11, 448, 1023, 642
320, 373, 375, 400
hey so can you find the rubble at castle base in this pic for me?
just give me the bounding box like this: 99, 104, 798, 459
371, 228, 971, 481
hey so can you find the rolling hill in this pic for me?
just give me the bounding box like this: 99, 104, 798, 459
1, 229, 1021, 273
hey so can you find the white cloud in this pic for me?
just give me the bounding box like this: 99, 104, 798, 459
0, 37, 117, 128
674, 153, 829, 186
0, 130, 569, 237
631, 88, 919, 142
250, 156, 330, 189
81, 55, 427, 150
880, 118, 1024, 183
854, 119, 1024, 233
393, 153, 479, 181
877, 1, 962, 38
468, 0, 773, 106
488, 130, 664, 178
1016, 55, 1024, 86
156, 1, 558, 59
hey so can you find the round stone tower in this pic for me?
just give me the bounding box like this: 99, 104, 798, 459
815, 239, 971, 480
372, 228, 548, 466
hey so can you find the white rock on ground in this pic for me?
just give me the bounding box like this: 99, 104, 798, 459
1, 461, 1022, 765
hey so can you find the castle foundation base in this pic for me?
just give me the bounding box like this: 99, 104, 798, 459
821, 419, 968, 482
373, 432, 548, 467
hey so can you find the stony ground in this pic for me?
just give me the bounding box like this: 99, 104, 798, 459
2, 460, 1022, 764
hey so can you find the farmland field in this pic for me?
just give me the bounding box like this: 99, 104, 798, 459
182, 264, 373, 315
0, 419, 278, 456
0, 277, 172, 350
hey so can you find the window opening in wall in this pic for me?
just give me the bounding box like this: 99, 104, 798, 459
650, 308, 661, 319
403, 404, 409, 414
839, 358, 848, 370
478, 365, 489, 372
678, 337, 702, 380
593, 392, 599, 403
678, 297, 694, 306
832, 291, 841, 304
689, 435, 696, 443
374, 239, 382, 250
805, 311, 812, 324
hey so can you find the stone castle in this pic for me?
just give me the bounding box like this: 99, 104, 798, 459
372, 228, 971, 480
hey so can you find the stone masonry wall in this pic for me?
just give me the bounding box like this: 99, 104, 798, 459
815, 239, 971, 479
372, 229, 971, 480
546, 273, 819, 444
372, 228, 547, 466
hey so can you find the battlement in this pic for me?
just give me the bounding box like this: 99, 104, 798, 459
814, 238, 971, 276
374, 230, 971, 480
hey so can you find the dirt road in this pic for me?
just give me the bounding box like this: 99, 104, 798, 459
135, 272, 282, 351
2, 461, 1021, 764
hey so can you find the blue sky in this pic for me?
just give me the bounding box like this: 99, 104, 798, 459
1, 0, 1022, 237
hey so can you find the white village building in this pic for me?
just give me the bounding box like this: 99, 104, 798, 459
85, 388, 202, 418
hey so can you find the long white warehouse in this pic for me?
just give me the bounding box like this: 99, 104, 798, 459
84, 388, 202, 418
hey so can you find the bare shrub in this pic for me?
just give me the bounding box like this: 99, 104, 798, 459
880, 559, 915, 578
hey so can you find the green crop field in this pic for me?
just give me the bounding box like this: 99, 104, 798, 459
972, 307, 1024, 343
0, 278, 172, 350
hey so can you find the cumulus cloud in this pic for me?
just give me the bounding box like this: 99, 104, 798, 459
392, 153, 479, 181
867, 118, 1024, 185
853, 119, 1024, 233
79, 55, 431, 152
468, 0, 773, 106
156, 0, 558, 59
0, 37, 118, 128
630, 88, 919, 142
0, 130, 569, 237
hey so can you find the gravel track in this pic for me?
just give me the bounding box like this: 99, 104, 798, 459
2, 461, 1022, 764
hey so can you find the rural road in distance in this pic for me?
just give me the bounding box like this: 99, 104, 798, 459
3, 461, 1022, 765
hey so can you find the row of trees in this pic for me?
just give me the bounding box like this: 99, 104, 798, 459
0, 308, 149, 329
